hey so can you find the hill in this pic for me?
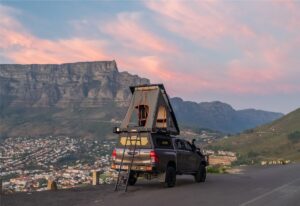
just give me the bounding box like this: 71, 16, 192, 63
0, 61, 283, 139
211, 108, 300, 163
171, 97, 283, 134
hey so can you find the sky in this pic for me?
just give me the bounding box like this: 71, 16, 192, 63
0, 0, 300, 114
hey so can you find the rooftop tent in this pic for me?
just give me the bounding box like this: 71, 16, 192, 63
120, 84, 180, 135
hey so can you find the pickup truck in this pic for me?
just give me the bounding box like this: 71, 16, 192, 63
111, 132, 208, 187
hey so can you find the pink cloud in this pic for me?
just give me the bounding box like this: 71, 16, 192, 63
0, 6, 108, 64
1, 2, 300, 100
145, 1, 256, 49
117, 55, 219, 97
101, 12, 178, 54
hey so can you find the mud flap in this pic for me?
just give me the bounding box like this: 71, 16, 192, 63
158, 172, 166, 183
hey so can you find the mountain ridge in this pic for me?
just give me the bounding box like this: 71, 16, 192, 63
170, 97, 283, 134
0, 61, 283, 138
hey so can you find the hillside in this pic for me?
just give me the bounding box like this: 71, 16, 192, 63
211, 108, 300, 163
0, 61, 283, 139
171, 97, 283, 134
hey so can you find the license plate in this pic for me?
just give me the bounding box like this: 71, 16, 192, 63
115, 165, 128, 170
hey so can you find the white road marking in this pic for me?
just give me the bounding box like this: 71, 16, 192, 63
239, 177, 300, 206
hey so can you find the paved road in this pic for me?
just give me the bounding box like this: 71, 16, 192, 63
2, 164, 300, 206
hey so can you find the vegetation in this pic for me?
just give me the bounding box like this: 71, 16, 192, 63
0, 106, 121, 140
288, 131, 300, 143
211, 108, 300, 164
206, 165, 227, 174
1, 173, 19, 181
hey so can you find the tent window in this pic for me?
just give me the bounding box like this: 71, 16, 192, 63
135, 105, 149, 126
156, 106, 167, 128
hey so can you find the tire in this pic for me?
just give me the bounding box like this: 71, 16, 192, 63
194, 164, 206, 183
164, 166, 176, 187
128, 172, 137, 186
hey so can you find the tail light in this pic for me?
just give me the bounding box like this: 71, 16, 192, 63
112, 149, 117, 161
150, 151, 159, 163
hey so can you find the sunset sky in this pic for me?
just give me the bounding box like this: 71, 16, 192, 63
1, 1, 300, 113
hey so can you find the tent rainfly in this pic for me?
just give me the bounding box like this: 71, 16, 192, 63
120, 84, 180, 135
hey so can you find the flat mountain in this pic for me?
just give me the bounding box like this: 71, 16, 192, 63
0, 61, 149, 108
212, 108, 300, 163
171, 97, 283, 134
0, 61, 149, 139
0, 61, 282, 139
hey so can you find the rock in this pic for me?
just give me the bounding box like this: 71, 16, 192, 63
0, 61, 149, 108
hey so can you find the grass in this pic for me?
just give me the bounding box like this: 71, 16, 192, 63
211, 108, 300, 164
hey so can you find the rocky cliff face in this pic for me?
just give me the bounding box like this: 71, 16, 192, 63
0, 61, 149, 139
0, 61, 149, 109
170, 97, 283, 134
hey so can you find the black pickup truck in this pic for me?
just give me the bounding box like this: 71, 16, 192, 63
111, 132, 208, 187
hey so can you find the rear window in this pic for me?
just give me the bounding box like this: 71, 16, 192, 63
117, 133, 151, 149
154, 138, 173, 149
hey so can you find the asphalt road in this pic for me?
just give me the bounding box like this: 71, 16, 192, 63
2, 164, 300, 206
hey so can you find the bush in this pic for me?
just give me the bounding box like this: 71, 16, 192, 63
288, 131, 300, 143
232, 152, 260, 166
206, 165, 227, 174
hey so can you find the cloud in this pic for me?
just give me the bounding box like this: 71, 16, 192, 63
145, 1, 256, 49
0, 5, 108, 64
1, 1, 300, 111
146, 1, 300, 95
99, 12, 178, 54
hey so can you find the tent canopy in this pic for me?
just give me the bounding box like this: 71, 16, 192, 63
120, 84, 180, 135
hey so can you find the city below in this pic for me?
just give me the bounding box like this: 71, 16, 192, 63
0, 136, 116, 193
0, 134, 237, 193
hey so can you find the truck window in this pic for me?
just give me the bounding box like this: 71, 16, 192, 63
175, 140, 186, 150
184, 141, 193, 151
155, 138, 173, 149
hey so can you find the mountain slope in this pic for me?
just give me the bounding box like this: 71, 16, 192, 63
171, 97, 283, 134
212, 108, 300, 162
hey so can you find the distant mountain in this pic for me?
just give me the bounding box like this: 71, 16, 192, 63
0, 61, 149, 108
0, 61, 149, 138
171, 97, 283, 134
0, 61, 283, 139
212, 108, 300, 163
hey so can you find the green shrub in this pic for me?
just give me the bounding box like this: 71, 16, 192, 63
288, 131, 300, 143
206, 165, 227, 174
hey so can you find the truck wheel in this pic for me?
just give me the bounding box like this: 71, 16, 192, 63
194, 164, 206, 183
165, 166, 176, 187
128, 172, 137, 186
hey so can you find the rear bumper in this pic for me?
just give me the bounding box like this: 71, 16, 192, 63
111, 163, 156, 172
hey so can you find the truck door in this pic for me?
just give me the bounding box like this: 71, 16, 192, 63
184, 141, 200, 172
174, 139, 186, 172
